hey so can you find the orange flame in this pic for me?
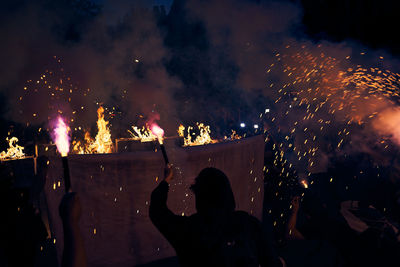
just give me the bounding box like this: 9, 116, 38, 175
178, 124, 185, 137
180, 122, 217, 146
228, 130, 242, 140
53, 116, 70, 157
71, 106, 113, 154
89, 106, 113, 153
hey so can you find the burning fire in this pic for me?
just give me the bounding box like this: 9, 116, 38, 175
128, 126, 158, 142
178, 123, 217, 146
72, 131, 93, 154
53, 116, 70, 157
178, 124, 185, 137
0, 137, 26, 161
224, 130, 242, 141
89, 106, 113, 153
72, 106, 113, 154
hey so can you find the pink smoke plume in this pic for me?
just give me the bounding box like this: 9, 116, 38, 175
52, 116, 70, 156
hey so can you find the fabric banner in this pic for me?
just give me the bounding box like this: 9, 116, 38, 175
43, 135, 265, 266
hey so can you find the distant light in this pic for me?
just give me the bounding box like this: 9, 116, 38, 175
265, 108, 270, 113
134, 59, 139, 63
254, 124, 259, 129
240, 123, 246, 128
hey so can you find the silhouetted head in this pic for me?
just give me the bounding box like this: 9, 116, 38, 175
190, 168, 235, 216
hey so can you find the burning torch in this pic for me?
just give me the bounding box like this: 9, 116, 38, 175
150, 123, 169, 165
53, 117, 72, 192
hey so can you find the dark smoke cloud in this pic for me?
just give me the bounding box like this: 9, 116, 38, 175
163, 0, 303, 133
0, 0, 180, 137
0, 0, 303, 137
186, 0, 300, 90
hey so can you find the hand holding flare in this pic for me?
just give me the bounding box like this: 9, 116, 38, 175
53, 117, 72, 192
150, 123, 169, 165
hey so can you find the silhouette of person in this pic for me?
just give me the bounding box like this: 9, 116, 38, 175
59, 192, 87, 267
150, 165, 283, 267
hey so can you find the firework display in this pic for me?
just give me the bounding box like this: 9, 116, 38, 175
264, 44, 400, 177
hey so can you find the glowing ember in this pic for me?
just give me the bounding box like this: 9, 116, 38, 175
180, 123, 217, 146
128, 126, 158, 142
150, 123, 165, 144
300, 180, 308, 189
53, 116, 70, 157
0, 137, 26, 161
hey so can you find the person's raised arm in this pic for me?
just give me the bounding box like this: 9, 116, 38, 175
286, 196, 304, 240
59, 192, 87, 267
149, 164, 185, 243
149, 164, 174, 221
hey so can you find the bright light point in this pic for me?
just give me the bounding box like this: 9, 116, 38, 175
254, 124, 259, 129
240, 123, 246, 128
134, 59, 139, 63
265, 108, 270, 113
